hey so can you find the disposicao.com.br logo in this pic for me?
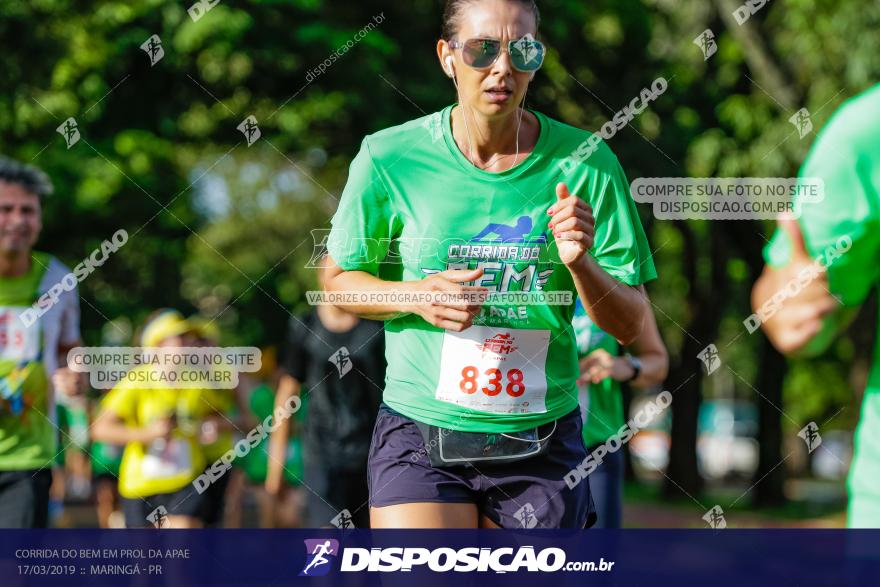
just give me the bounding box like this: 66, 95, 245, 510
299, 539, 340, 576
299, 541, 613, 574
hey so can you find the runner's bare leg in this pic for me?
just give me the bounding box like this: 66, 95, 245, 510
370, 502, 478, 528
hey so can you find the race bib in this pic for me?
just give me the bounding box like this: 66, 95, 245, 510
0, 307, 41, 362
435, 326, 550, 414
141, 438, 193, 481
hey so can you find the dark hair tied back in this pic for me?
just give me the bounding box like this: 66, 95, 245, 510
442, 0, 540, 40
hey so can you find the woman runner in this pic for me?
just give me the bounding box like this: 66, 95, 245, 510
325, 0, 656, 528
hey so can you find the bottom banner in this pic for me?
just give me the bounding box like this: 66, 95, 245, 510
1, 529, 878, 586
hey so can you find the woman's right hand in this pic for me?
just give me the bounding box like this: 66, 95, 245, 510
411, 268, 488, 331
140, 418, 173, 444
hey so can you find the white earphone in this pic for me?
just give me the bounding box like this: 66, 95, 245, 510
444, 56, 455, 78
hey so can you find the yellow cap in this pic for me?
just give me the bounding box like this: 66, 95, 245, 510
141, 310, 197, 347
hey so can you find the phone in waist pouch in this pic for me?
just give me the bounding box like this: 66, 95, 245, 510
412, 418, 558, 468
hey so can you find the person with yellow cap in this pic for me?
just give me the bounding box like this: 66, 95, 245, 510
91, 309, 223, 528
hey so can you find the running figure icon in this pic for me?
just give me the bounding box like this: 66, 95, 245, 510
301, 540, 337, 576
471, 215, 546, 243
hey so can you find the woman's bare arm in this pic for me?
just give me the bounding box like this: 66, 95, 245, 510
625, 292, 668, 387
91, 409, 169, 445
323, 257, 487, 331
265, 373, 299, 496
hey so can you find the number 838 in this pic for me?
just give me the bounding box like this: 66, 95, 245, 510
459, 366, 525, 397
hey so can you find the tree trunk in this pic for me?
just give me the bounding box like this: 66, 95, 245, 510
664, 222, 729, 499
714, 0, 801, 110
752, 339, 788, 506
721, 217, 789, 506
665, 353, 705, 497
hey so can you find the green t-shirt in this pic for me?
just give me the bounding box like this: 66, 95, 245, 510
763, 84, 880, 528
328, 105, 656, 433
238, 384, 303, 485
90, 440, 123, 477
54, 400, 89, 466
0, 252, 51, 470
573, 299, 624, 447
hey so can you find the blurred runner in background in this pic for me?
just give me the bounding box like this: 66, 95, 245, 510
188, 315, 250, 528
91, 310, 222, 528
241, 350, 305, 527
89, 413, 124, 528
573, 298, 667, 527
51, 393, 91, 526
753, 84, 880, 528
267, 253, 385, 528
0, 157, 84, 529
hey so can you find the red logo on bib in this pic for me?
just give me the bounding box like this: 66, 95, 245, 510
477, 332, 517, 356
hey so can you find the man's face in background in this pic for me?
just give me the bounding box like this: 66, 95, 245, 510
0, 181, 42, 255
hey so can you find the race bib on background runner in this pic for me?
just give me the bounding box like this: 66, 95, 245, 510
141, 438, 193, 481
435, 326, 550, 414
0, 307, 41, 362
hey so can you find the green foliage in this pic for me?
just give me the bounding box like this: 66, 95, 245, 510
1, 0, 876, 434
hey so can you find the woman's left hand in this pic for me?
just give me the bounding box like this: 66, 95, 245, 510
577, 349, 635, 384
547, 183, 595, 266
